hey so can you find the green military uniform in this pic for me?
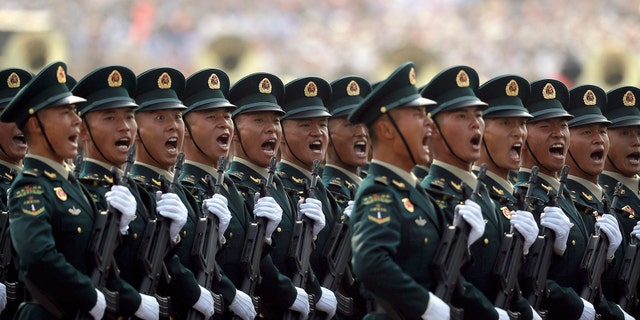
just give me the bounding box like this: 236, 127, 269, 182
0, 68, 32, 320
178, 69, 298, 318
349, 62, 494, 319
132, 68, 233, 316
411, 165, 429, 184
0, 62, 133, 319
421, 66, 533, 319
515, 79, 594, 319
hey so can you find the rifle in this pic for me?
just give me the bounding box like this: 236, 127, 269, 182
616, 181, 640, 312
234, 156, 278, 319
0, 198, 20, 314
138, 152, 185, 319
75, 148, 136, 319
73, 153, 83, 179
493, 166, 539, 319
523, 165, 569, 318
283, 159, 321, 320
187, 156, 227, 320
578, 183, 621, 318
432, 163, 488, 320
312, 185, 357, 319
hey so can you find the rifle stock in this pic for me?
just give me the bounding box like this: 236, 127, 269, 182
432, 163, 488, 319
284, 159, 321, 320
616, 181, 640, 312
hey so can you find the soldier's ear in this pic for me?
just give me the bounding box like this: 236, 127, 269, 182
24, 116, 41, 135
375, 119, 394, 140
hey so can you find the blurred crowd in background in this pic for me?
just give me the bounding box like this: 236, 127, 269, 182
0, 0, 638, 90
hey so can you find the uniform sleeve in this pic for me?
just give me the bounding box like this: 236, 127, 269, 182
350, 189, 430, 318
107, 275, 142, 317
9, 181, 97, 311
542, 279, 584, 319
165, 254, 201, 314
255, 254, 297, 311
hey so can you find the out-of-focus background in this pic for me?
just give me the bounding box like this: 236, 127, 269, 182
0, 0, 638, 89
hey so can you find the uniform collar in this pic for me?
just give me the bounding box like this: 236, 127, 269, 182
184, 160, 217, 177
568, 175, 603, 199
433, 159, 477, 190
85, 157, 124, 176
371, 159, 417, 187
0, 159, 21, 172
536, 170, 561, 191
602, 170, 640, 195
26, 154, 70, 179
324, 164, 362, 184
233, 156, 269, 180
280, 159, 312, 180
134, 161, 173, 181
476, 167, 514, 194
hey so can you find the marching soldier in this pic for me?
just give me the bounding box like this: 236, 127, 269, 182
322, 76, 371, 208
515, 79, 607, 319
421, 66, 536, 319
0, 68, 32, 319
130, 67, 228, 318
564, 85, 630, 319
71, 65, 163, 319
0, 61, 122, 319
348, 61, 485, 319
178, 68, 292, 319
227, 72, 311, 318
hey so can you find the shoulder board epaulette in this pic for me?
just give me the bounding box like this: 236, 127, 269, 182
227, 170, 244, 181
374, 176, 388, 185
22, 169, 40, 177
328, 177, 342, 187
429, 178, 446, 189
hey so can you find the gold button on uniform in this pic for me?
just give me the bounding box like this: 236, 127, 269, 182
134, 233, 138, 239
483, 238, 489, 245
424, 237, 428, 244
571, 239, 576, 246
229, 232, 233, 238
277, 227, 282, 233
77, 227, 82, 234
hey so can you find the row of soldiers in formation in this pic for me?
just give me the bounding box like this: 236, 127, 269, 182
0, 59, 639, 320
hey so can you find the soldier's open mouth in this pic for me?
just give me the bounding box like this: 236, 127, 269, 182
165, 138, 177, 150
12, 134, 26, 146
309, 141, 322, 151
261, 139, 276, 152
549, 143, 564, 156
217, 134, 229, 147
470, 135, 481, 147
627, 152, 640, 164
354, 141, 366, 156
590, 150, 604, 161
115, 138, 130, 150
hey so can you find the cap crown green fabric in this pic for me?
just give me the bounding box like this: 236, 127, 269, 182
477, 75, 532, 119
281, 77, 331, 120
134, 67, 186, 111
328, 76, 371, 118
228, 72, 285, 118
348, 61, 435, 127
525, 79, 573, 122
181, 68, 236, 116
0, 61, 86, 128
566, 85, 610, 127
0, 68, 32, 108
72, 66, 138, 116
604, 86, 640, 128
420, 65, 487, 116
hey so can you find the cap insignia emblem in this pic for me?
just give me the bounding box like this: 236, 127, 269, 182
108, 70, 122, 87
505, 79, 518, 96
456, 70, 469, 88
542, 83, 556, 100
157, 72, 171, 89
7, 72, 20, 88
624, 90, 636, 107
304, 81, 317, 97
347, 80, 360, 96
208, 73, 220, 89
259, 78, 272, 94
583, 90, 596, 106
409, 67, 417, 85
56, 66, 66, 84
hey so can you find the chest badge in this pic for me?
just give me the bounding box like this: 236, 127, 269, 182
402, 198, 414, 213
68, 206, 81, 216
54, 187, 67, 201
501, 206, 511, 219
415, 216, 427, 227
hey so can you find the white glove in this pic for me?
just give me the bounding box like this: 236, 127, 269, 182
617, 304, 635, 320
106, 185, 137, 234
531, 306, 543, 320
316, 287, 337, 319
298, 198, 326, 236
495, 307, 510, 320
453, 199, 485, 247
0, 282, 6, 313
510, 210, 540, 254
203, 194, 232, 240
89, 288, 106, 320
540, 206, 571, 255
192, 285, 215, 318
134, 293, 160, 320
632, 221, 640, 241
229, 290, 257, 320
343, 200, 354, 218
579, 298, 596, 320
596, 214, 622, 259
156, 192, 188, 242
289, 287, 310, 320
422, 291, 449, 320
253, 195, 283, 242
